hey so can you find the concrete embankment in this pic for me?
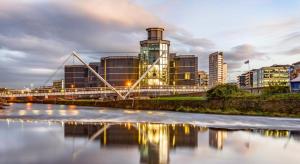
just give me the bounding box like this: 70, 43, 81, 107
8, 98, 300, 117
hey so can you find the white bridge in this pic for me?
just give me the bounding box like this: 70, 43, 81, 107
0, 86, 206, 98
1, 51, 206, 99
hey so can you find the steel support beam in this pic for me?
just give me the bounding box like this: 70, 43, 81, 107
124, 53, 164, 99
72, 51, 125, 99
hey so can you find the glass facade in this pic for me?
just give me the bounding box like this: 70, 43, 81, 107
139, 28, 170, 86
169, 55, 198, 85
64, 28, 199, 88
100, 56, 139, 87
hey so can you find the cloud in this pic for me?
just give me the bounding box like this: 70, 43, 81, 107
223, 44, 267, 77
0, 0, 217, 88
0, 48, 27, 63
225, 44, 265, 62
169, 28, 215, 50
281, 32, 300, 43
0, 0, 162, 88
286, 47, 300, 55
164, 26, 216, 54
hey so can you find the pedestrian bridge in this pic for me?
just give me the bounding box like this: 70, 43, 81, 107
0, 52, 207, 99
0, 86, 207, 98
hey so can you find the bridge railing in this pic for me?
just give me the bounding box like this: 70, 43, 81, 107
0, 86, 207, 98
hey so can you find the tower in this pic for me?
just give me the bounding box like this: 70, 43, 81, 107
139, 28, 170, 86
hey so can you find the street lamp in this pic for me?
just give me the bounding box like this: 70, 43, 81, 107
126, 81, 132, 87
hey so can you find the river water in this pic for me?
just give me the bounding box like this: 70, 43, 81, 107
1, 103, 300, 164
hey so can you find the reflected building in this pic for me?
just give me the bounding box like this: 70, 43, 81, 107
209, 129, 227, 150
64, 123, 199, 164
253, 129, 290, 138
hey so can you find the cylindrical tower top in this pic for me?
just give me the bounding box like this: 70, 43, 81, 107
146, 27, 164, 40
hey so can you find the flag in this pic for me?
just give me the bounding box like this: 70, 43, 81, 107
244, 60, 249, 64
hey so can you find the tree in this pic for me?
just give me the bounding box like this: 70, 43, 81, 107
207, 84, 249, 99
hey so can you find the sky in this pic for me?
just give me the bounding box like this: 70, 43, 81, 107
0, 0, 300, 88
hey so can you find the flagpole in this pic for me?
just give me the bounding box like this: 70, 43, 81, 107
248, 62, 250, 71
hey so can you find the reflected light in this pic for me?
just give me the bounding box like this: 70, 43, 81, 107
47, 104, 52, 110
18, 110, 27, 116
26, 103, 32, 110
68, 105, 77, 110
45, 110, 53, 116
59, 110, 66, 116
70, 110, 79, 116
32, 110, 40, 115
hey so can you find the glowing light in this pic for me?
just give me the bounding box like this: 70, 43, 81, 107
68, 105, 77, 110
26, 103, 32, 110
59, 110, 66, 116
70, 110, 79, 116
32, 110, 40, 115
46, 110, 53, 116
126, 81, 132, 87
18, 110, 26, 116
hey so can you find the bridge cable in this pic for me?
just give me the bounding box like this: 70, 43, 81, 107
43, 54, 73, 87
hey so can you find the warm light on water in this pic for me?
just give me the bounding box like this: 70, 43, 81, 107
0, 120, 300, 164
1, 103, 300, 163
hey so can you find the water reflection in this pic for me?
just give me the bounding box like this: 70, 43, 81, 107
209, 129, 227, 150
65, 122, 199, 164
63, 122, 300, 164
1, 120, 300, 164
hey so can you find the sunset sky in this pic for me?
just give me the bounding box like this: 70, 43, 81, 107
0, 0, 300, 88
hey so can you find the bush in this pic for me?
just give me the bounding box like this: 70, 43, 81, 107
207, 84, 250, 99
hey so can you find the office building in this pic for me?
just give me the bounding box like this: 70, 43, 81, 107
52, 80, 64, 90
64, 65, 88, 88
245, 70, 256, 88
239, 65, 291, 89
99, 56, 139, 87
198, 70, 209, 87
87, 62, 101, 87
139, 28, 170, 86
64, 27, 199, 88
293, 61, 300, 78
169, 55, 198, 85
64, 63, 101, 88
237, 73, 246, 88
223, 63, 228, 83
255, 65, 290, 87
209, 52, 226, 88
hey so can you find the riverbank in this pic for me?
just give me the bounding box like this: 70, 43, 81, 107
9, 97, 300, 118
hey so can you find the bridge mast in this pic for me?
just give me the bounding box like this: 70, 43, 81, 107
124, 53, 165, 99
72, 51, 126, 100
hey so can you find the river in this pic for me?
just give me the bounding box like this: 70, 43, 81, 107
1, 103, 300, 164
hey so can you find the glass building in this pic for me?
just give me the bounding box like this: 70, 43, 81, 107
139, 28, 170, 86
64, 27, 198, 88
100, 56, 139, 87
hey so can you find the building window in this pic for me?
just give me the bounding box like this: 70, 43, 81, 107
184, 72, 191, 80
